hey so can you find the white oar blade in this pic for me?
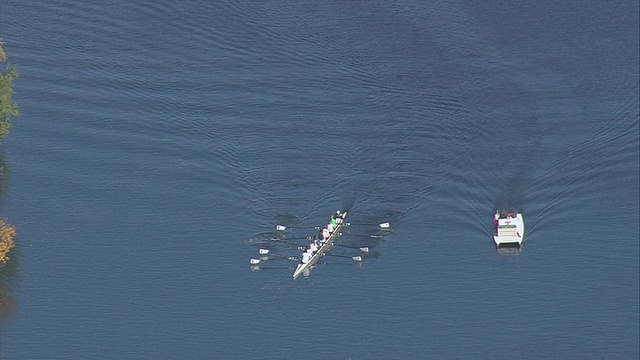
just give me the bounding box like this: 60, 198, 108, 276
359, 247, 369, 253
352, 256, 362, 262
379, 222, 390, 229
276, 225, 287, 231
259, 249, 270, 255
250, 258, 261, 264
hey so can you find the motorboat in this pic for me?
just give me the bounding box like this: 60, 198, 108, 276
493, 210, 524, 246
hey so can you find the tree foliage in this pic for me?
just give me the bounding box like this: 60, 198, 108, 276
0, 39, 17, 267
0, 220, 15, 265
0, 39, 19, 138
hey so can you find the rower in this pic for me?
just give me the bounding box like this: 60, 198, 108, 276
301, 251, 311, 264
327, 221, 335, 233
309, 240, 319, 253
303, 246, 314, 259
312, 234, 324, 245
322, 226, 330, 241
336, 211, 344, 223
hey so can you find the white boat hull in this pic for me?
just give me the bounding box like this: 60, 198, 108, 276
493, 213, 524, 246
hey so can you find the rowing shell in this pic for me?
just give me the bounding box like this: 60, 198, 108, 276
293, 212, 347, 279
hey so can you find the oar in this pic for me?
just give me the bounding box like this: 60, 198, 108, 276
333, 244, 370, 252
276, 224, 320, 231
250, 256, 299, 264
328, 254, 362, 261
341, 233, 387, 239
259, 245, 307, 255
269, 235, 313, 242
345, 222, 390, 229
251, 265, 296, 271
272, 239, 310, 249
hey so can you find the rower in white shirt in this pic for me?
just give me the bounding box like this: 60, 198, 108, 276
322, 226, 330, 241
309, 241, 318, 253
301, 251, 311, 264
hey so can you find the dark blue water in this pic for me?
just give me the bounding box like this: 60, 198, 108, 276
0, 1, 638, 358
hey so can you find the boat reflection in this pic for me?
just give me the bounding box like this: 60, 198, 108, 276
496, 244, 522, 256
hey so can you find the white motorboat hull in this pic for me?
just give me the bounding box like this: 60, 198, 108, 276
493, 213, 524, 246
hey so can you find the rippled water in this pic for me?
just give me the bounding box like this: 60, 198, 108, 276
0, 0, 638, 358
